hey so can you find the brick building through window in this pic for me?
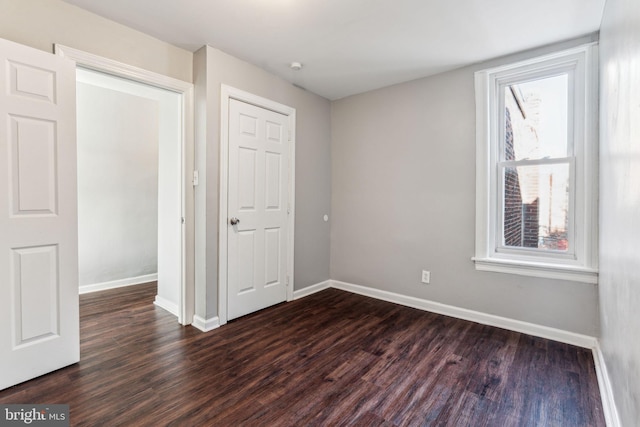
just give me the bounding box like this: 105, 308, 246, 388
503, 102, 539, 248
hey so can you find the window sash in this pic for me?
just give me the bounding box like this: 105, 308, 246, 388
495, 157, 576, 259
497, 72, 576, 162
491, 60, 580, 262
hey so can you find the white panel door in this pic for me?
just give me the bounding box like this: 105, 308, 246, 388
227, 99, 289, 320
0, 38, 79, 390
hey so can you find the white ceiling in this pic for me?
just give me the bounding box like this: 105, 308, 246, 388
61, 0, 606, 100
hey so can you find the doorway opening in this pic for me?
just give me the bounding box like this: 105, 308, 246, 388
55, 45, 195, 325
75, 67, 181, 318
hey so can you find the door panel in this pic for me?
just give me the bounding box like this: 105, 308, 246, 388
264, 228, 281, 286
238, 147, 257, 210
10, 116, 58, 214
12, 245, 59, 344
265, 152, 282, 210
227, 99, 289, 320
0, 38, 78, 390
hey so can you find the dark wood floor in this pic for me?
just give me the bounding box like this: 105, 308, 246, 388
0, 283, 604, 426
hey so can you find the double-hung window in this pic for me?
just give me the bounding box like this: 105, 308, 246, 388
474, 44, 598, 283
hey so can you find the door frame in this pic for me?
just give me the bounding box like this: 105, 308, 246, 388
218, 85, 296, 325
54, 45, 195, 325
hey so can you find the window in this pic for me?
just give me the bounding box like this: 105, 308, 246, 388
474, 44, 598, 283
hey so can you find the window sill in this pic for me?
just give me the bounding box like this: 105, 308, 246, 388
472, 257, 598, 284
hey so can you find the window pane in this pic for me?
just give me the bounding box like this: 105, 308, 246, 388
504, 74, 569, 161
502, 163, 570, 251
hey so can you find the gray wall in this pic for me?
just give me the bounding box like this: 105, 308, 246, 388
194, 46, 332, 320
0, 0, 192, 82
76, 82, 159, 287
599, 0, 640, 424
330, 35, 600, 336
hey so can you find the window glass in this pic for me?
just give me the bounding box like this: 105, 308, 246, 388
504, 74, 569, 161
501, 163, 570, 251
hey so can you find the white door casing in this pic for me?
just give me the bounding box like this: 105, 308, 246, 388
227, 99, 290, 320
220, 87, 296, 324
0, 38, 79, 390
55, 44, 195, 326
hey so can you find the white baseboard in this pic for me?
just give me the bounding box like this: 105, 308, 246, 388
154, 295, 179, 317
79, 273, 157, 295
330, 280, 597, 349
192, 315, 220, 332
293, 280, 331, 300
592, 343, 621, 427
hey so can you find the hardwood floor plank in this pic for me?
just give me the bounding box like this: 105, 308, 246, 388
0, 283, 605, 426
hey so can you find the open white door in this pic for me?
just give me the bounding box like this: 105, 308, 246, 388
0, 38, 79, 390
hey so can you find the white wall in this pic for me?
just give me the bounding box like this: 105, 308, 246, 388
156, 87, 182, 316
599, 0, 640, 424
194, 46, 332, 321
76, 81, 159, 289
330, 35, 600, 336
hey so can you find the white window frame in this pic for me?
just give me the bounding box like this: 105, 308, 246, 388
473, 43, 598, 284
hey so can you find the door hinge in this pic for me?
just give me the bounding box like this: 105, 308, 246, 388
193, 170, 199, 186
181, 217, 185, 224
288, 130, 291, 142
286, 275, 290, 286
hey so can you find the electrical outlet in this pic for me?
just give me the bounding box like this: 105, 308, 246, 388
421, 270, 431, 284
